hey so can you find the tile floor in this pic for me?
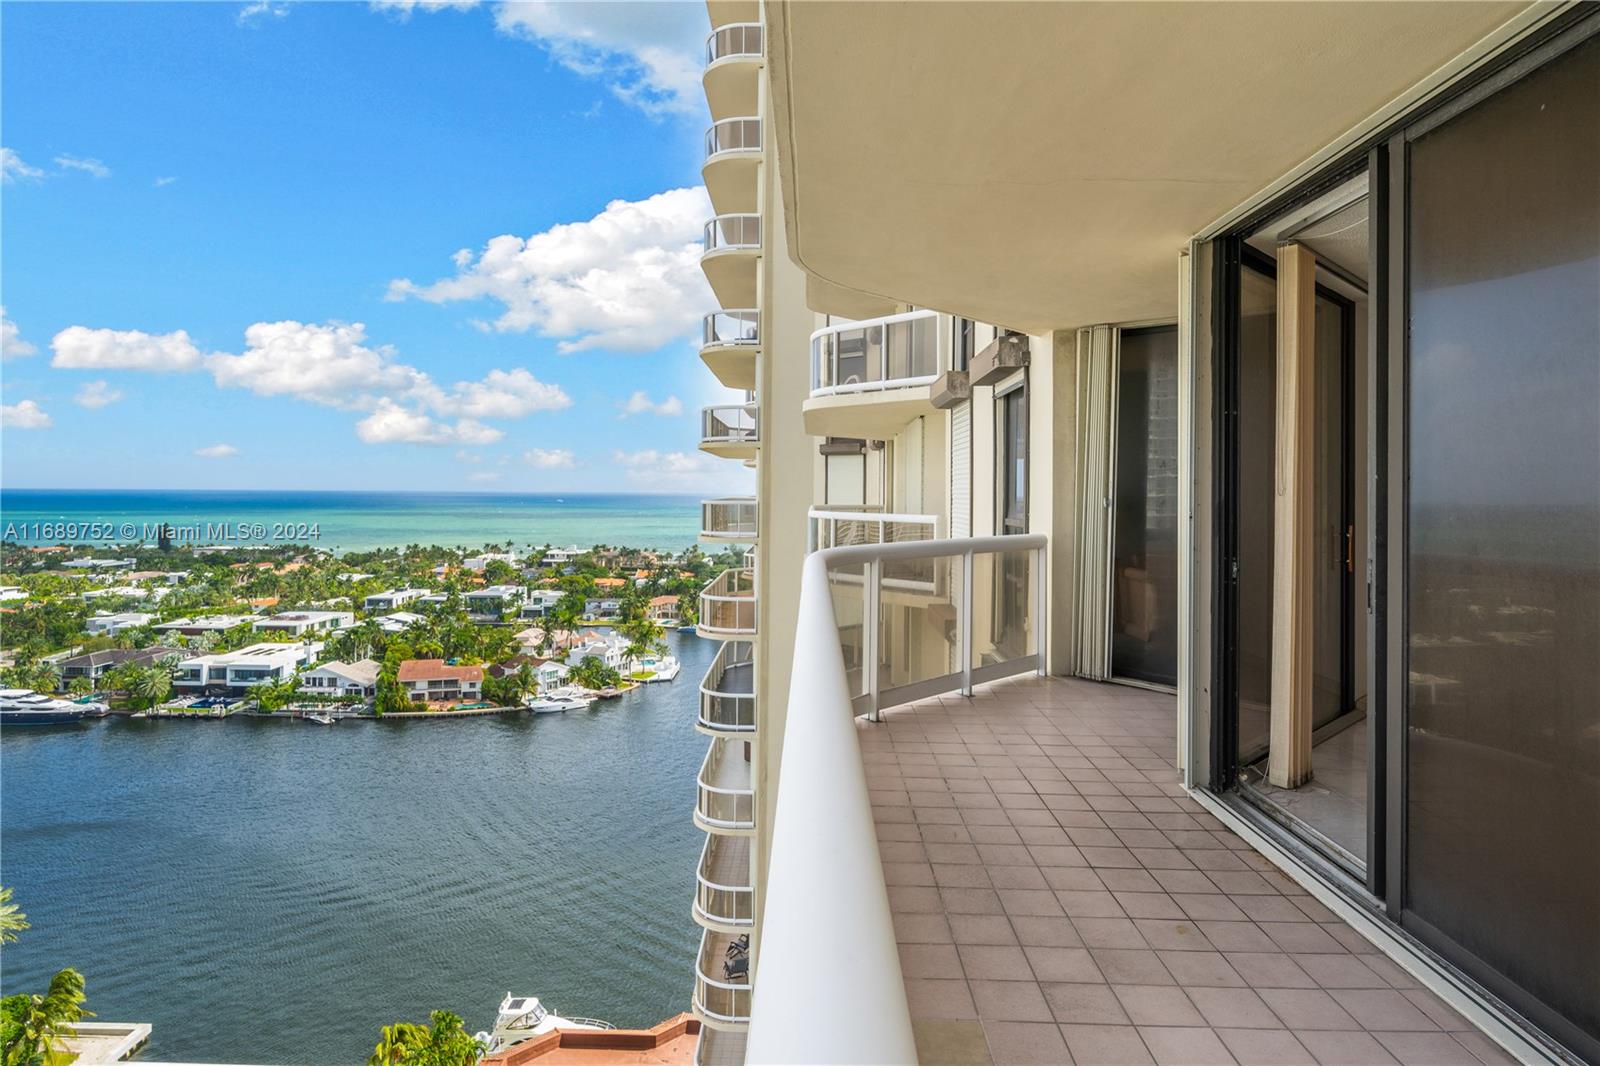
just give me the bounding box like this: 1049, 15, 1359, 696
860, 675, 1509, 1066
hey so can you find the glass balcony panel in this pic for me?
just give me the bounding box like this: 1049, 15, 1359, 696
705, 117, 761, 158
706, 22, 762, 65
703, 214, 760, 252
696, 832, 753, 928
809, 310, 941, 397
694, 928, 752, 1027
827, 563, 869, 701
877, 556, 961, 697
700, 568, 757, 637
696, 734, 754, 830
701, 498, 758, 540
701, 405, 759, 446
699, 640, 755, 733
703, 310, 759, 348
972, 547, 1038, 669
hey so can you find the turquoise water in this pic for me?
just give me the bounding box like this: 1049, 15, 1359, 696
0, 490, 702, 553
1, 632, 714, 1064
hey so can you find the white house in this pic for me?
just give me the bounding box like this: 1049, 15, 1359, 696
0, 586, 28, 603
153, 614, 255, 638
464, 585, 523, 618
252, 610, 354, 637
82, 586, 166, 602
84, 611, 156, 636
363, 588, 426, 611
463, 550, 518, 572
569, 634, 628, 671
172, 641, 322, 695
374, 611, 427, 633
535, 661, 570, 691
539, 546, 582, 568
337, 572, 375, 583
63, 557, 135, 571
416, 593, 450, 607
583, 598, 623, 621
298, 659, 380, 697
517, 590, 565, 620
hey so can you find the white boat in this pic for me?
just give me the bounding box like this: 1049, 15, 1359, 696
524, 686, 595, 714
0, 689, 108, 726
304, 712, 335, 725
476, 994, 614, 1054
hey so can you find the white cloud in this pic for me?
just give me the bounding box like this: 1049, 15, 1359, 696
237, 0, 288, 25
432, 367, 570, 418
611, 448, 743, 491
492, 2, 706, 116
355, 399, 503, 446
523, 447, 575, 469
388, 186, 710, 353
466, 470, 501, 482
206, 321, 425, 408
74, 380, 123, 409
1, 307, 37, 359
1, 149, 44, 185
154, 176, 179, 188
51, 326, 204, 371
1, 400, 52, 430
620, 390, 683, 418
370, 0, 479, 19
195, 443, 240, 459
54, 154, 111, 179
455, 449, 484, 464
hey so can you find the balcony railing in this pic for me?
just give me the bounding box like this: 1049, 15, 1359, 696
695, 832, 754, 929
703, 310, 759, 350
808, 507, 939, 552
696, 733, 754, 831
700, 498, 757, 541
744, 534, 1047, 1064
699, 640, 755, 733
699, 567, 757, 638
703, 214, 761, 255
694, 928, 752, 1028
701, 404, 759, 451
704, 117, 761, 161
706, 22, 762, 66
810, 309, 940, 397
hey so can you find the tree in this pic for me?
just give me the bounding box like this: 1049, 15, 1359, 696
567, 656, 620, 691
1, 967, 90, 1066
66, 676, 93, 698
0, 887, 28, 944
126, 665, 172, 712
366, 1010, 483, 1066
253, 676, 300, 713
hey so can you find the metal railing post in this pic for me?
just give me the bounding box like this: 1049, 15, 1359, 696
866, 559, 882, 722
961, 550, 974, 697
1035, 545, 1048, 677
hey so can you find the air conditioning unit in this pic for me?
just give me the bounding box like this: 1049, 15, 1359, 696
930, 370, 971, 409
969, 331, 1030, 387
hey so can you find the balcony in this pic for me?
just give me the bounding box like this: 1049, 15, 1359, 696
700, 403, 759, 460
701, 214, 760, 308
803, 310, 942, 439
807, 507, 939, 552
695, 734, 754, 834
700, 310, 759, 392
699, 640, 754, 735
693, 927, 752, 1031
694, 1025, 746, 1066
698, 568, 757, 642
703, 22, 762, 121
700, 497, 757, 543
694, 832, 753, 932
703, 117, 760, 214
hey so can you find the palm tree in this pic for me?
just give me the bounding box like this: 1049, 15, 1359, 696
127, 666, 173, 713
367, 1010, 482, 1066
1, 966, 91, 1066
0, 887, 29, 944
66, 676, 94, 699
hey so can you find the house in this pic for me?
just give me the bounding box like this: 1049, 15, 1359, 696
172, 641, 322, 695
463, 585, 522, 619
594, 576, 627, 591
153, 614, 254, 638
82, 586, 164, 602
416, 592, 450, 607
569, 634, 627, 671
298, 659, 379, 697
62, 557, 135, 571
486, 654, 549, 680
516, 590, 565, 620
84, 611, 156, 636
582, 598, 623, 621
373, 611, 426, 633
0, 586, 28, 603
57, 647, 175, 688
363, 588, 426, 611
538, 546, 582, 569
251, 610, 354, 637
646, 595, 680, 623
463, 550, 518, 571
534, 661, 569, 691
395, 659, 483, 704
336, 572, 375, 582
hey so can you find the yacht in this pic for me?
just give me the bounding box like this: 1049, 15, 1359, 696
524, 687, 595, 714
475, 994, 613, 1054
0, 689, 108, 726
304, 711, 335, 725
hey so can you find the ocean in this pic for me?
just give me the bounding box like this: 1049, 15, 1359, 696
0, 632, 715, 1064
0, 489, 704, 554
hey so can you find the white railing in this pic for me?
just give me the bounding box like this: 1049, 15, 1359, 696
701, 405, 759, 449
695, 928, 753, 1027
704, 214, 761, 255
807, 508, 939, 553
696, 734, 755, 831
701, 498, 758, 541
700, 640, 755, 733
810, 309, 940, 398
699, 567, 757, 637
706, 22, 762, 66
705, 117, 761, 161
695, 833, 754, 929
703, 310, 759, 349
745, 534, 1047, 1065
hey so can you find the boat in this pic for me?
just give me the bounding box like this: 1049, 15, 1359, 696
0, 688, 108, 726
476, 994, 614, 1055
304, 712, 335, 725
524, 686, 595, 714
677, 623, 697, 633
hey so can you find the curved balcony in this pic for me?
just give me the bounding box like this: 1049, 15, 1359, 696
695, 832, 754, 932
701, 310, 759, 391
699, 640, 755, 735
695, 733, 755, 834
694, 927, 752, 1031
803, 309, 942, 439
702, 214, 760, 308
700, 403, 759, 460
704, 22, 762, 120
703, 117, 760, 214
695, 1026, 746, 1066
701, 497, 757, 543
808, 507, 939, 552
699, 568, 756, 641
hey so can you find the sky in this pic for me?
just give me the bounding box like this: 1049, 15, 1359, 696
0, 0, 751, 494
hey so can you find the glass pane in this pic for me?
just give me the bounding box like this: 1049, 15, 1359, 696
1111, 326, 1180, 686
878, 556, 960, 692
1407, 33, 1600, 1052
1312, 293, 1351, 729
828, 564, 868, 700
976, 548, 1034, 666
1236, 264, 1277, 763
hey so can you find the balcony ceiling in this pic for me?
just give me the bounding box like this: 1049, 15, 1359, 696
766, 0, 1531, 332
802, 388, 937, 441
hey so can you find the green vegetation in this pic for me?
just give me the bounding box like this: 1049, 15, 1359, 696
367, 1010, 482, 1066
0, 889, 91, 1066
567, 656, 622, 691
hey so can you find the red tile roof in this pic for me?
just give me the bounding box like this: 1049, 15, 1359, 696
396, 659, 484, 683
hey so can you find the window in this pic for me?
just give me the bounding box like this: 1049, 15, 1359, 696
997, 384, 1028, 534
953, 317, 975, 372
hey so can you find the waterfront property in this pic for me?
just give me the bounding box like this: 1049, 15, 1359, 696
518, 590, 565, 620
57, 647, 172, 687
396, 659, 484, 704
173, 642, 323, 695
298, 659, 379, 698
251, 610, 354, 637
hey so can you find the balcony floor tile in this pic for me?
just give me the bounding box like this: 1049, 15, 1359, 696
864, 675, 1494, 1066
